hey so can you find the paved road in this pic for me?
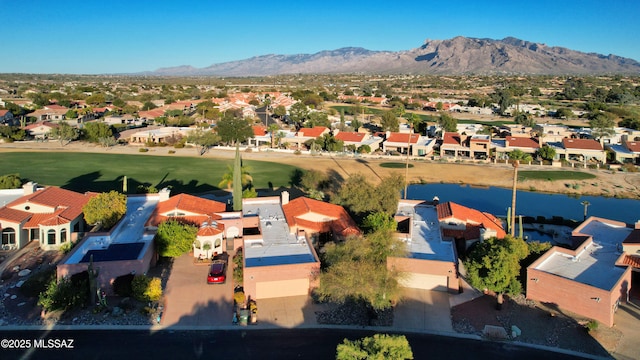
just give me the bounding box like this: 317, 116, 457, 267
0, 329, 599, 360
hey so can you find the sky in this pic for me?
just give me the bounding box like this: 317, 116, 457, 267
2, 0, 639, 74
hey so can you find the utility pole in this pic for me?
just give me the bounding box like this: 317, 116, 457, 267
510, 160, 519, 237
404, 124, 413, 200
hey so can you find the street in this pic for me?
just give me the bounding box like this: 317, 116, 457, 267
0, 329, 595, 360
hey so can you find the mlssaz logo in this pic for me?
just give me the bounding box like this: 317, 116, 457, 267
35, 339, 75, 349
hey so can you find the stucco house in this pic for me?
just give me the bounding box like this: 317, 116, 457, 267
145, 190, 230, 257
436, 201, 506, 254
607, 139, 640, 164
239, 192, 359, 300
389, 200, 459, 293
527, 217, 634, 327
24, 121, 58, 139
0, 183, 94, 250
382, 131, 435, 156
334, 131, 383, 152
556, 138, 606, 163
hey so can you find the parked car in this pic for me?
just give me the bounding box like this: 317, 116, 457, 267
207, 260, 227, 284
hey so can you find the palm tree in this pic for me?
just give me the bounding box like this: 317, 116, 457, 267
268, 124, 280, 148
218, 164, 253, 190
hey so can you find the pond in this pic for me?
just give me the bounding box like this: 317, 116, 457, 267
405, 183, 640, 225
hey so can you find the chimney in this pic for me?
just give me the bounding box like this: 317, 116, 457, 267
281, 191, 289, 205
159, 187, 171, 202
635, 220, 640, 230
23, 181, 37, 195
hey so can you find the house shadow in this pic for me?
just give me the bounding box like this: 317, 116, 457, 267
451, 295, 610, 357
58, 171, 221, 194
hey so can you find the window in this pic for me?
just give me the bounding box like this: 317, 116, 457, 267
60, 229, 67, 243
47, 229, 56, 245
2, 228, 16, 245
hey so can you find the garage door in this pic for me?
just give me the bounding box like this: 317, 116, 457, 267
255, 278, 309, 299
400, 273, 448, 291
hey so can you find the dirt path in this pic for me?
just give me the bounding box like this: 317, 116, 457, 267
2, 141, 639, 199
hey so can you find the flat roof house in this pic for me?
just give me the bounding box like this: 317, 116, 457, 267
388, 200, 459, 293
527, 217, 633, 327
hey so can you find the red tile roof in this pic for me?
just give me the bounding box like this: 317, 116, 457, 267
252, 125, 267, 136
298, 127, 328, 138
437, 201, 506, 239
147, 194, 225, 226
622, 255, 640, 268
625, 140, 640, 153
506, 137, 539, 149
197, 224, 224, 236
562, 138, 603, 150
8, 187, 94, 222
44, 104, 68, 110
335, 132, 366, 143
282, 197, 360, 237
443, 132, 461, 145
386, 132, 420, 144
25, 121, 58, 130
0, 207, 32, 223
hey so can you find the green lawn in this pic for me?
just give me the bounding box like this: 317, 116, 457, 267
379, 162, 414, 168
0, 152, 300, 194
518, 170, 597, 181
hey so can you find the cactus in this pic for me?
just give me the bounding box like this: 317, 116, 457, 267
518, 215, 523, 239
88, 254, 99, 305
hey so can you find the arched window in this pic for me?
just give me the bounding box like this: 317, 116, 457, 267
47, 229, 56, 245
1, 228, 16, 246
214, 238, 221, 248
60, 229, 67, 243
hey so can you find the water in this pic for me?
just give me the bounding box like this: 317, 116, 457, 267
405, 183, 640, 225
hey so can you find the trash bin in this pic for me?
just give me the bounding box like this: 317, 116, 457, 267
238, 309, 249, 326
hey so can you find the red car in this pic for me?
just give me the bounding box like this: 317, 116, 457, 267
207, 260, 227, 284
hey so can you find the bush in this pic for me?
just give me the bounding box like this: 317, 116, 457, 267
233, 249, 244, 284
113, 273, 135, 297
131, 275, 162, 302
38, 273, 89, 312
20, 267, 56, 298
138, 148, 149, 153
233, 290, 246, 306
586, 320, 599, 332
168, 150, 176, 154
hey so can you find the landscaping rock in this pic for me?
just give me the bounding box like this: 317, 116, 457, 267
15, 280, 24, 288
18, 269, 31, 277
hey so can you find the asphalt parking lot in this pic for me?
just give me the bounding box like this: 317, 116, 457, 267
161, 254, 234, 327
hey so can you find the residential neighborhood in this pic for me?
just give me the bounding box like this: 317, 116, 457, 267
0, 73, 639, 359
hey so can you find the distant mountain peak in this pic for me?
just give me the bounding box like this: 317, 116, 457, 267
143, 36, 640, 76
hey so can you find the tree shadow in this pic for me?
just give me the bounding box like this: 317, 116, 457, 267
355, 158, 382, 181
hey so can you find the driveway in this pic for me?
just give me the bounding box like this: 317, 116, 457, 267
393, 288, 453, 333
161, 254, 233, 327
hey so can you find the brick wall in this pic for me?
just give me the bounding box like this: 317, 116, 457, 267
527, 266, 632, 327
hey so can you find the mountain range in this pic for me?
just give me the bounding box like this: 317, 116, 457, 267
143, 36, 640, 77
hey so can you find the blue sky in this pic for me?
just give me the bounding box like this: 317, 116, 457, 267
2, 0, 638, 74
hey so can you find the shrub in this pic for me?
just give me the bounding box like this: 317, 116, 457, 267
59, 241, 76, 254
131, 275, 150, 301
294, 150, 301, 155
20, 267, 56, 298
174, 142, 185, 149
233, 249, 244, 284
138, 148, 149, 153
168, 150, 176, 154
234, 290, 246, 306
131, 275, 162, 302
586, 320, 599, 332
38, 273, 89, 312
113, 273, 135, 297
